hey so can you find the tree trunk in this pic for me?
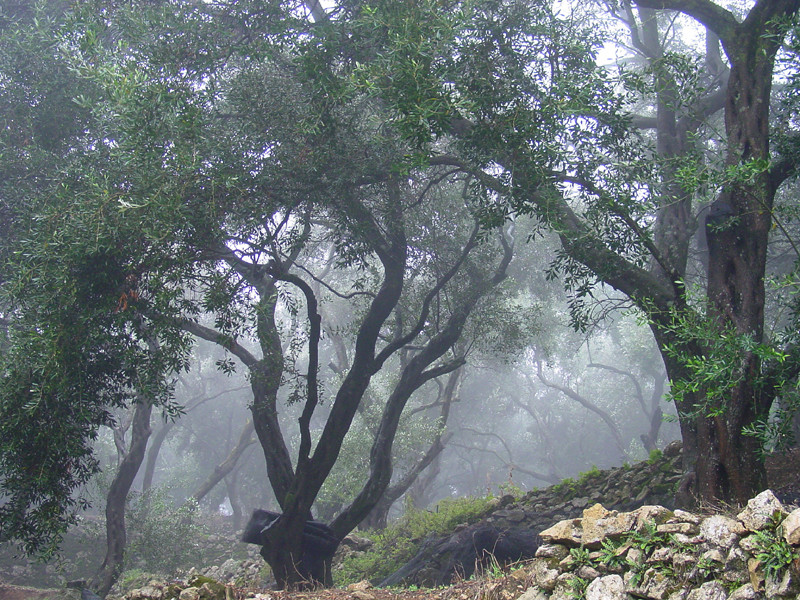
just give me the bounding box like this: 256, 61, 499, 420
92, 399, 153, 598
226, 472, 244, 531
188, 419, 255, 505
141, 418, 174, 494
361, 368, 460, 530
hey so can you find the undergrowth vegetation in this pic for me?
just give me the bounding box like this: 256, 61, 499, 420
335, 495, 497, 586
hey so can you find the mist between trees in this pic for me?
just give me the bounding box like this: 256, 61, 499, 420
0, 0, 799, 596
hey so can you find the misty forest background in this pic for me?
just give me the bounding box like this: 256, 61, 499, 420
1, 0, 800, 595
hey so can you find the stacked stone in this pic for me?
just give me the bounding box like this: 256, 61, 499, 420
521, 490, 800, 600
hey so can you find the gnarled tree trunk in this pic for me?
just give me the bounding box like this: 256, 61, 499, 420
92, 398, 152, 598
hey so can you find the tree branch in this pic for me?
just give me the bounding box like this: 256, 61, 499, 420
632, 0, 739, 48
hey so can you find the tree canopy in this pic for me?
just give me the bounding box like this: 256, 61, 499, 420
1, 0, 800, 593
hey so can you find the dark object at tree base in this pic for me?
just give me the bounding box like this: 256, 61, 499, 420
380, 524, 539, 587
242, 509, 339, 586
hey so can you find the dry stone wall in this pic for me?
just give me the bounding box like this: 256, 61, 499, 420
523, 489, 800, 600
381, 442, 686, 587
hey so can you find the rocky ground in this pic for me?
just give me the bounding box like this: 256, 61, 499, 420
2, 446, 798, 600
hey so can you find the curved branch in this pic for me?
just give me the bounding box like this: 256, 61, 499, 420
587, 362, 648, 416
535, 361, 628, 457
179, 319, 259, 368
267, 266, 321, 468
632, 0, 738, 48
373, 221, 480, 369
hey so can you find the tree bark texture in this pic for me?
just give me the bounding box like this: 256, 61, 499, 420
92, 399, 152, 598
534, 0, 800, 505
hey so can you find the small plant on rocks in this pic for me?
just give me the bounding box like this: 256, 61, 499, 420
752, 514, 798, 580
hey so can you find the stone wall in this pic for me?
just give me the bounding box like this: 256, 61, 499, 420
381, 442, 685, 586
522, 489, 800, 600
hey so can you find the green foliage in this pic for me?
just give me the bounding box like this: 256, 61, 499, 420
752, 514, 799, 581
334, 495, 495, 585
551, 477, 577, 498
568, 546, 593, 569
566, 575, 589, 600
597, 538, 627, 570
654, 295, 798, 451
473, 554, 504, 580
118, 569, 151, 591
577, 465, 602, 484
628, 521, 670, 556
125, 490, 208, 575
647, 449, 663, 465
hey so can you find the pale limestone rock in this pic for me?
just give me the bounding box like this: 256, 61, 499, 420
531, 557, 560, 591
686, 580, 727, 600
667, 591, 688, 600
585, 574, 625, 600
658, 522, 699, 535
129, 588, 163, 600
626, 566, 674, 600
626, 547, 644, 565
737, 489, 785, 531
648, 547, 673, 563
578, 503, 639, 547
765, 569, 799, 597
672, 532, 702, 545
178, 588, 200, 600
575, 564, 600, 580
580, 504, 612, 546
539, 518, 583, 545
517, 588, 549, 600
782, 507, 800, 545
738, 534, 761, 554
724, 547, 748, 578
551, 573, 583, 600
701, 548, 726, 565
672, 552, 697, 571
700, 515, 745, 547
671, 509, 702, 525
727, 583, 757, 600
747, 557, 765, 592
634, 505, 675, 530
535, 543, 570, 560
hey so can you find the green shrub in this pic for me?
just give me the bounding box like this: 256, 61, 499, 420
335, 495, 495, 585
125, 488, 209, 576
647, 448, 663, 464
752, 514, 799, 580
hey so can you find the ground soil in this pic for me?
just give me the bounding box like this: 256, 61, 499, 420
232, 573, 532, 600
0, 583, 67, 600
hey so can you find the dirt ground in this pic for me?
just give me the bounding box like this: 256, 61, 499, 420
0, 576, 531, 600
231, 573, 532, 600
0, 583, 71, 600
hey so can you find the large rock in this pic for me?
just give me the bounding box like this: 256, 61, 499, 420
585, 574, 625, 600
517, 588, 548, 600
700, 515, 746, 547
737, 490, 785, 531
686, 581, 728, 600
782, 507, 800, 545
727, 583, 757, 600
539, 518, 582, 546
